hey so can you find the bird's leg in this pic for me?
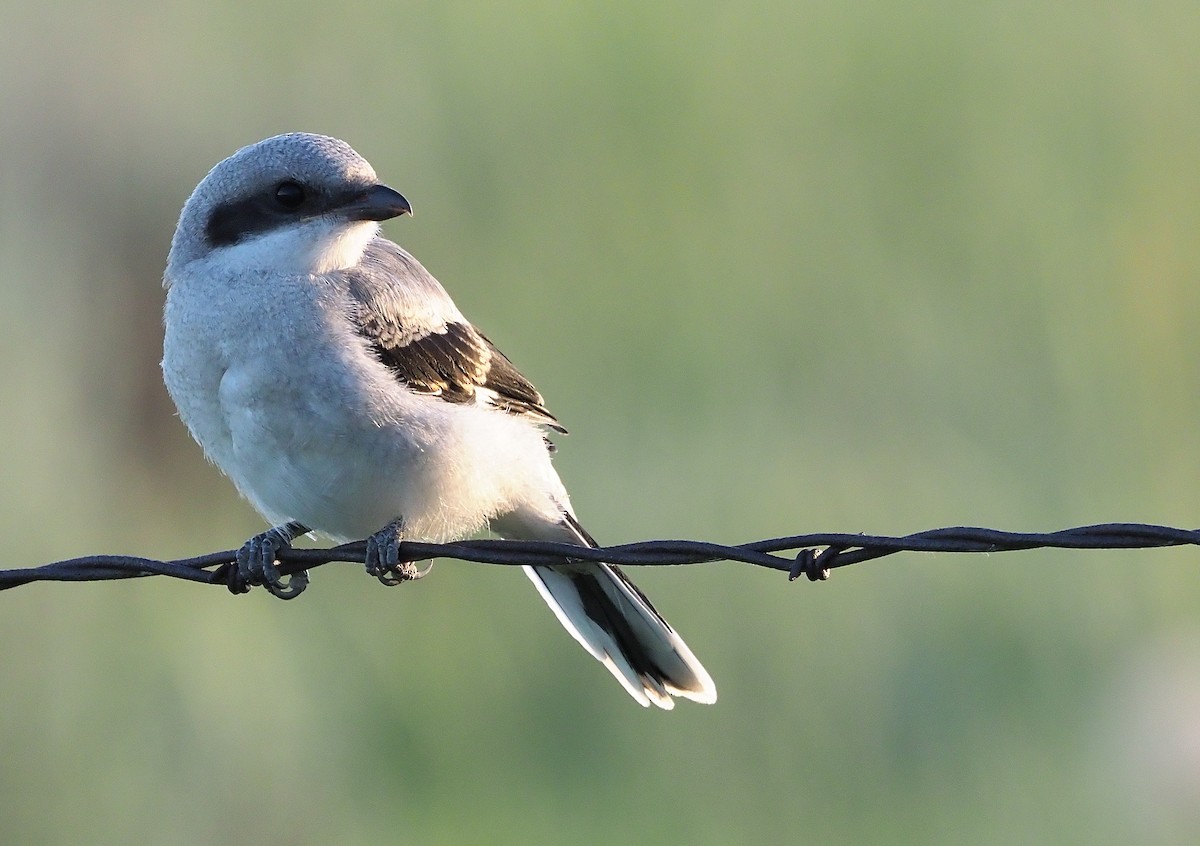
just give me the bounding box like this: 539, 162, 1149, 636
233, 521, 311, 599
365, 517, 433, 586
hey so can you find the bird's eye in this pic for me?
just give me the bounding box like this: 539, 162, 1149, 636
274, 181, 306, 209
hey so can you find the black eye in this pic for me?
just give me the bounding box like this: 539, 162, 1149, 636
274, 180, 306, 209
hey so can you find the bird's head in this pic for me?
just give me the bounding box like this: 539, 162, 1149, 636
166, 132, 411, 279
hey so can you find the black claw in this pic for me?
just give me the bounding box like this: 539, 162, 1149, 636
372, 559, 434, 586
264, 569, 309, 600
224, 563, 252, 595
232, 523, 310, 599
364, 519, 430, 586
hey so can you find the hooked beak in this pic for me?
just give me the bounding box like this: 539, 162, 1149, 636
342, 183, 412, 222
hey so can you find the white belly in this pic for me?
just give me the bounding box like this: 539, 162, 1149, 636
163, 278, 565, 543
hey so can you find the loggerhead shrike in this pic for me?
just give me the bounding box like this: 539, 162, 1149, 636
161, 133, 716, 709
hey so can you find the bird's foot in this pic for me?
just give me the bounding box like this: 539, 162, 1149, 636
232, 521, 311, 599
365, 518, 433, 586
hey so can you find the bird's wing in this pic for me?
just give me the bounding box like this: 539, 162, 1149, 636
341, 238, 566, 432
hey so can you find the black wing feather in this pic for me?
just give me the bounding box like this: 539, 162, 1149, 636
372, 324, 565, 431
345, 240, 565, 432
476, 333, 563, 426
374, 322, 484, 402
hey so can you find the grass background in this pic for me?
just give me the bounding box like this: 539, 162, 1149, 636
3, 1, 1200, 842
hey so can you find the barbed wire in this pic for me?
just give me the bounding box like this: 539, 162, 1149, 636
0, 522, 1197, 598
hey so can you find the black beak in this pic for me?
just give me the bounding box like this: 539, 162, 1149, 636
343, 184, 412, 221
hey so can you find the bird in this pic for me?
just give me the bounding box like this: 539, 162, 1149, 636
161, 133, 716, 709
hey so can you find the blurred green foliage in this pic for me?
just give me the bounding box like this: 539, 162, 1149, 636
2, 1, 1200, 842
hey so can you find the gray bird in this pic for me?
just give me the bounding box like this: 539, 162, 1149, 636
162, 132, 716, 708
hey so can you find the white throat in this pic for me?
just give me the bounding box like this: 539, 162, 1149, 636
217, 219, 380, 276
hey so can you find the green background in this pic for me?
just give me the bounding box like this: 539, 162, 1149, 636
3, 1, 1200, 842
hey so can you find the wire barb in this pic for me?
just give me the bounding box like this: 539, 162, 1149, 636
2, 522, 1198, 595
789, 547, 835, 582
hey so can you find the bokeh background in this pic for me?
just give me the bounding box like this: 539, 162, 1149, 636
3, 1, 1200, 843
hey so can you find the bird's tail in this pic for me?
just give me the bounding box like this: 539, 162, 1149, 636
512, 513, 717, 709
